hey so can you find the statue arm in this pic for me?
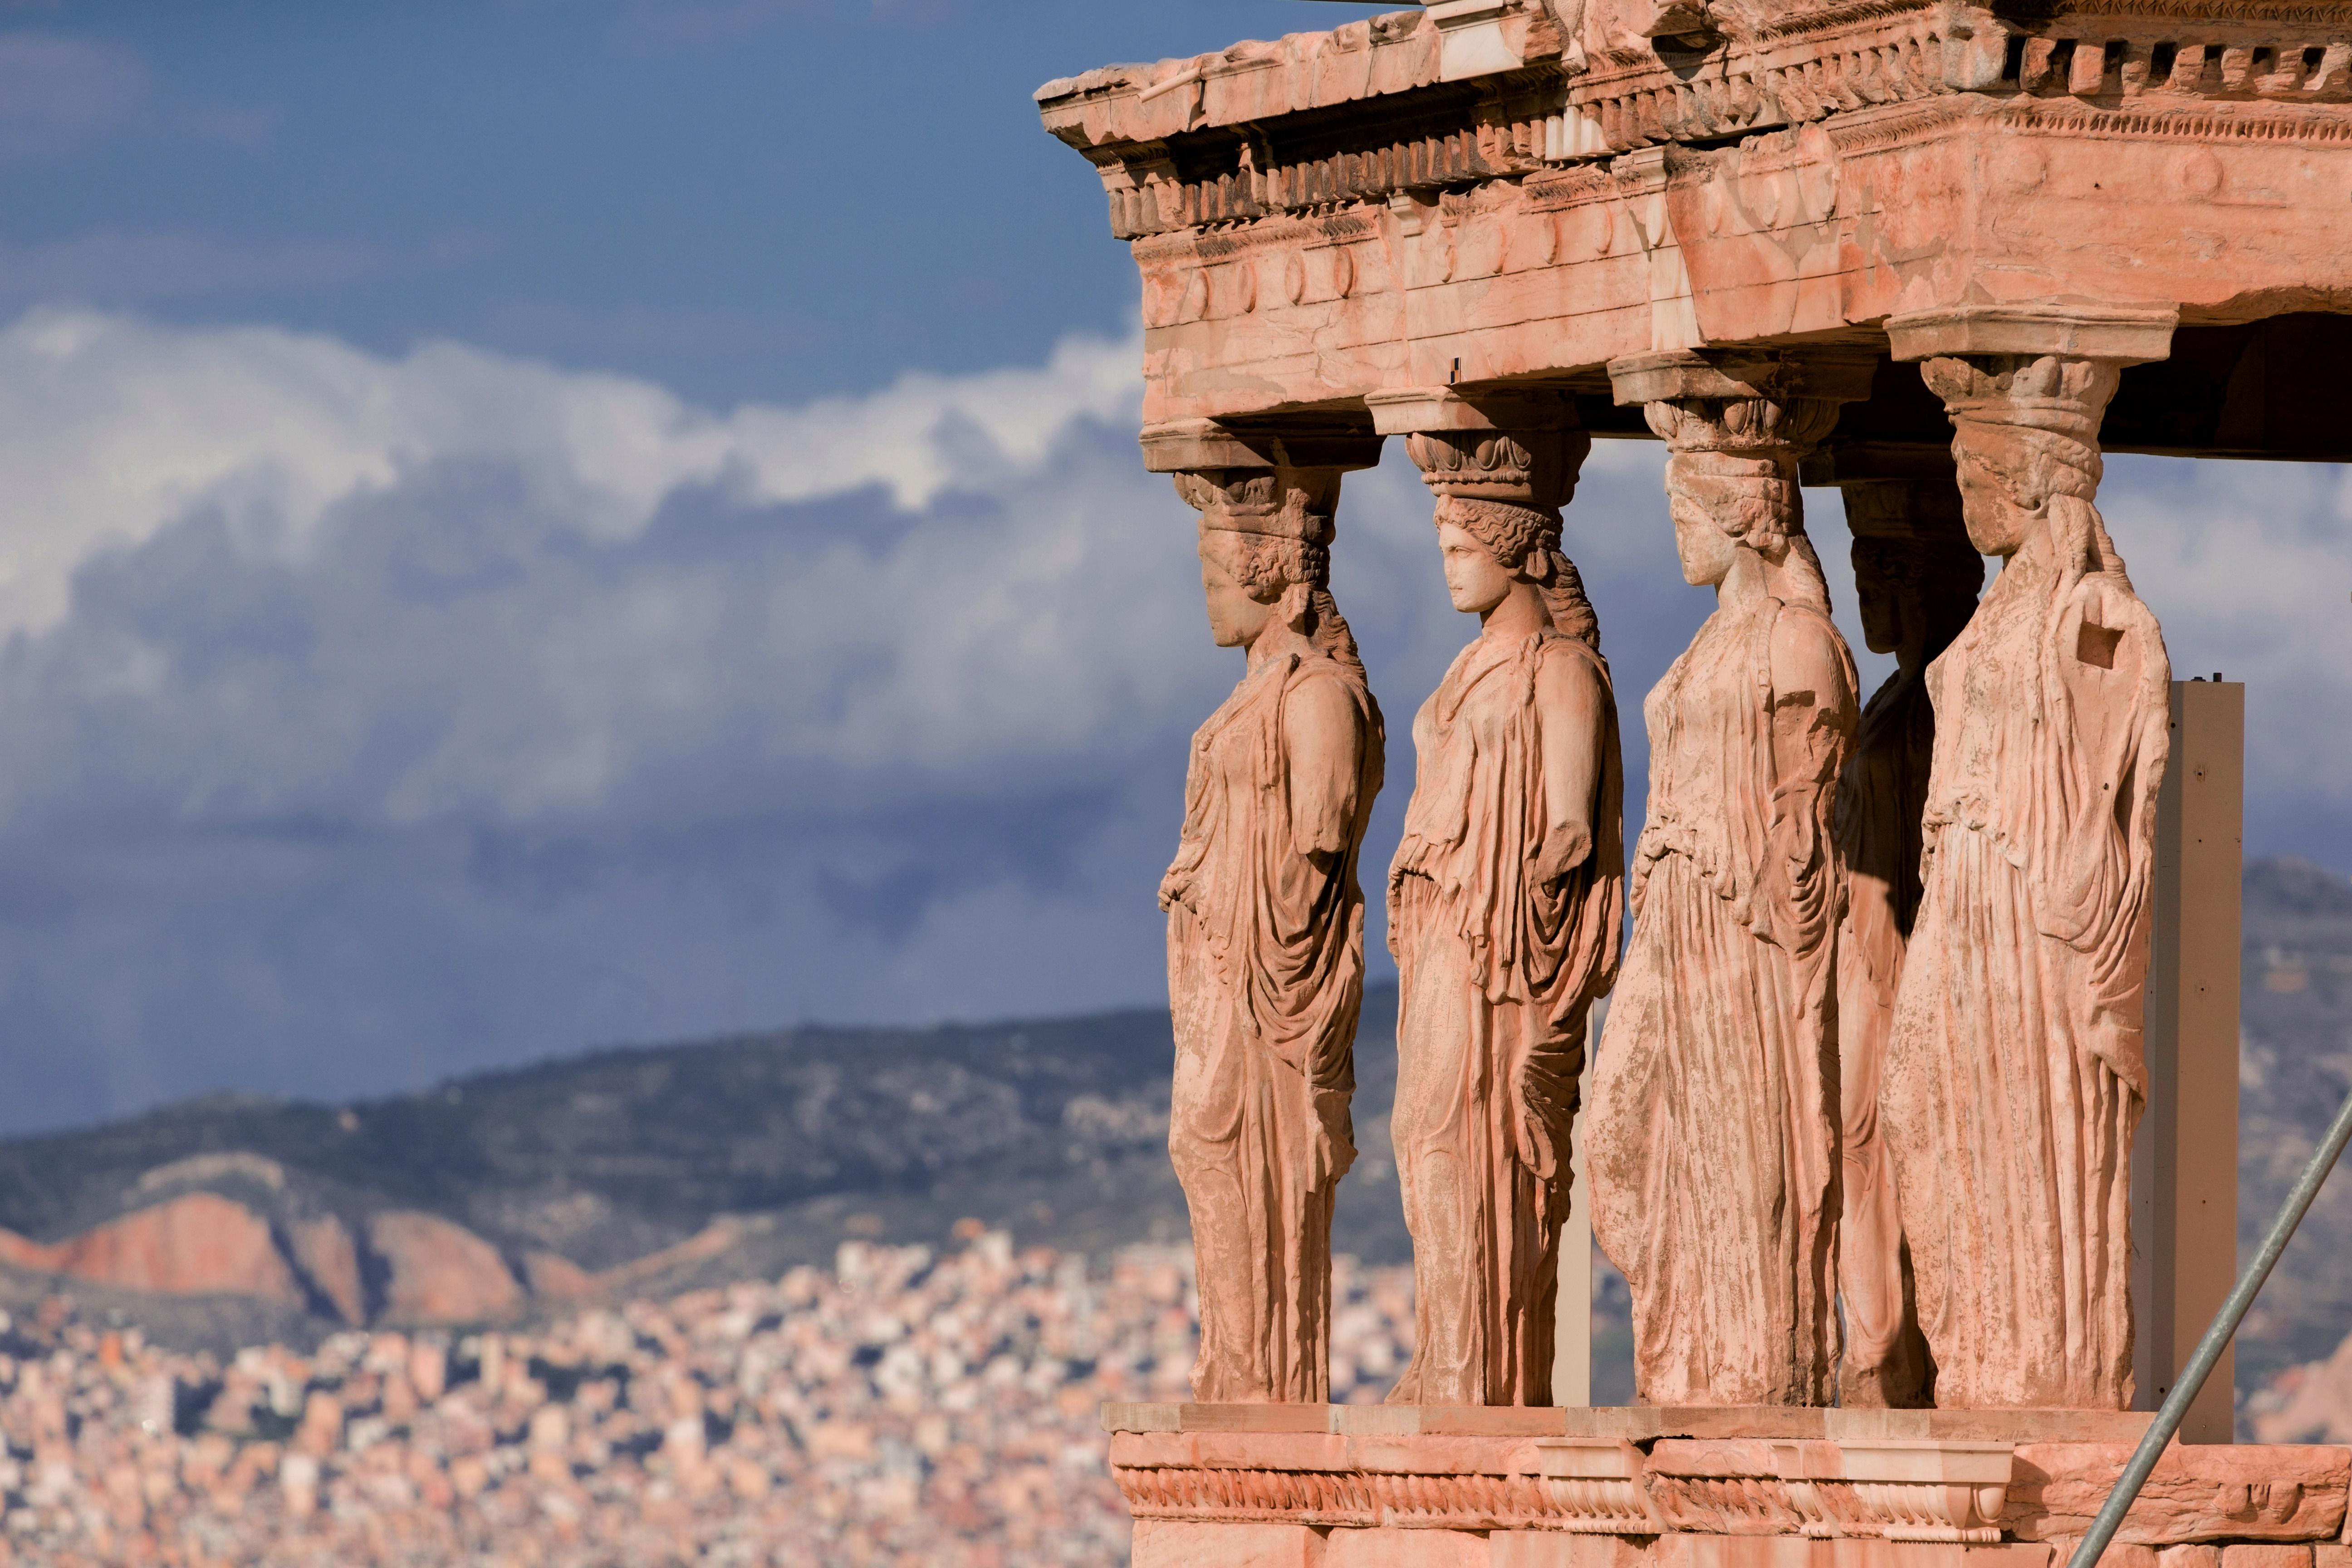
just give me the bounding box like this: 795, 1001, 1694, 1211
1530, 645, 1606, 888
1283, 674, 1366, 870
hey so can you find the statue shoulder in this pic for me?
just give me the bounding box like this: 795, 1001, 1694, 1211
1531, 631, 1612, 706
1764, 600, 1856, 713
1282, 657, 1373, 740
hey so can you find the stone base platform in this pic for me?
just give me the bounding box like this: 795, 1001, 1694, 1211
1104, 1406, 2352, 1568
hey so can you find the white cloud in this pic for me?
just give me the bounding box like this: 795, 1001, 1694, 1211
0, 309, 1147, 643
0, 308, 2339, 1133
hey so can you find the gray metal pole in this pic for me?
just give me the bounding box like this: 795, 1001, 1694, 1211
2067, 1082, 2352, 1568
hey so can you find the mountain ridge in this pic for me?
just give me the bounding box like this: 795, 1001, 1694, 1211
0, 855, 2346, 1408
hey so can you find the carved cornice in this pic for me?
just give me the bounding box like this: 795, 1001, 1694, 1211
1997, 98, 2352, 141
2006, 1, 2352, 24
1568, 1, 1955, 155
1043, 2, 2352, 245
1109, 1426, 2352, 1546
1116, 1463, 1655, 1533
1751, 1, 1942, 44
1108, 1430, 2036, 1541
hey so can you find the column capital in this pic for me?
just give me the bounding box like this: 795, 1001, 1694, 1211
1138, 417, 1383, 476
1798, 439, 1955, 487
1364, 386, 1578, 437
1884, 304, 2178, 367
1607, 347, 1879, 410
1802, 441, 1968, 548
1142, 418, 1380, 549
1367, 387, 1588, 511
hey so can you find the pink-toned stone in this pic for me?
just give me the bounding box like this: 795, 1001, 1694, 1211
1132, 1520, 1330, 1568
1829, 1550, 2053, 1568
1380, 394, 1622, 1408
1111, 1429, 1350, 1474
1106, 1401, 1341, 1435
1651, 1547, 2058, 1568
1652, 1538, 1828, 1568
2161, 1548, 2223, 1568
1042, 16, 2352, 429
2223, 1550, 2315, 1568
1323, 1529, 1486, 1568
1829, 464, 1976, 1412
290, 1215, 364, 1323
1041, 1, 2352, 1540
1493, 1535, 1653, 1568
1112, 1404, 2178, 1446
1160, 449, 1383, 1404
2005, 1444, 2349, 1544
365, 1210, 523, 1324
1589, 363, 1859, 1408
1881, 336, 2171, 1412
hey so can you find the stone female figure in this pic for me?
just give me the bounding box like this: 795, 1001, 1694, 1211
1831, 503, 1982, 1409
1588, 406, 1858, 1406
1387, 491, 1623, 1407
1160, 469, 1385, 1403
1882, 354, 2169, 1410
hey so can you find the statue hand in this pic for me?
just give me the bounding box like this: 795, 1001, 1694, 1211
1531, 821, 1594, 889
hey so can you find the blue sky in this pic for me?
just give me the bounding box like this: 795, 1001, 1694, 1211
0, 1, 2342, 1135
0, 2, 1383, 407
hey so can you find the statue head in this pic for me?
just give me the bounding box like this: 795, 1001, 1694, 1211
1923, 354, 2116, 562
1645, 397, 1837, 610
1174, 468, 1365, 676
1843, 480, 1983, 666
1430, 494, 1600, 647
1852, 534, 1985, 665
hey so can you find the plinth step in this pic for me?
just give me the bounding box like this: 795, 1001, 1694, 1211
1105, 1407, 2351, 1566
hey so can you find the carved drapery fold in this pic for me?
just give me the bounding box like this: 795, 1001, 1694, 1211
1817, 444, 1984, 1412
1589, 352, 1862, 1408
1879, 307, 2175, 1410
1153, 420, 1386, 1405
1368, 389, 1625, 1406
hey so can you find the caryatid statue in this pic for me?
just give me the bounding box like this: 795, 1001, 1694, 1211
1156, 450, 1385, 1404
1881, 315, 2174, 1411
1588, 358, 1862, 1407
1369, 393, 1624, 1407
1823, 453, 1984, 1409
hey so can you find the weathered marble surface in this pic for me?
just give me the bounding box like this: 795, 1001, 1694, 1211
1040, 5, 2352, 443
1385, 406, 1623, 1408
1588, 386, 1857, 1409
1881, 342, 2171, 1412
1162, 464, 1385, 1403
1107, 1416, 2352, 1567
1830, 475, 1981, 1411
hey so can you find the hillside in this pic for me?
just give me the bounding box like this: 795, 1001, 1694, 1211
0, 981, 1406, 1351
0, 855, 2348, 1406
2237, 857, 2352, 1384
